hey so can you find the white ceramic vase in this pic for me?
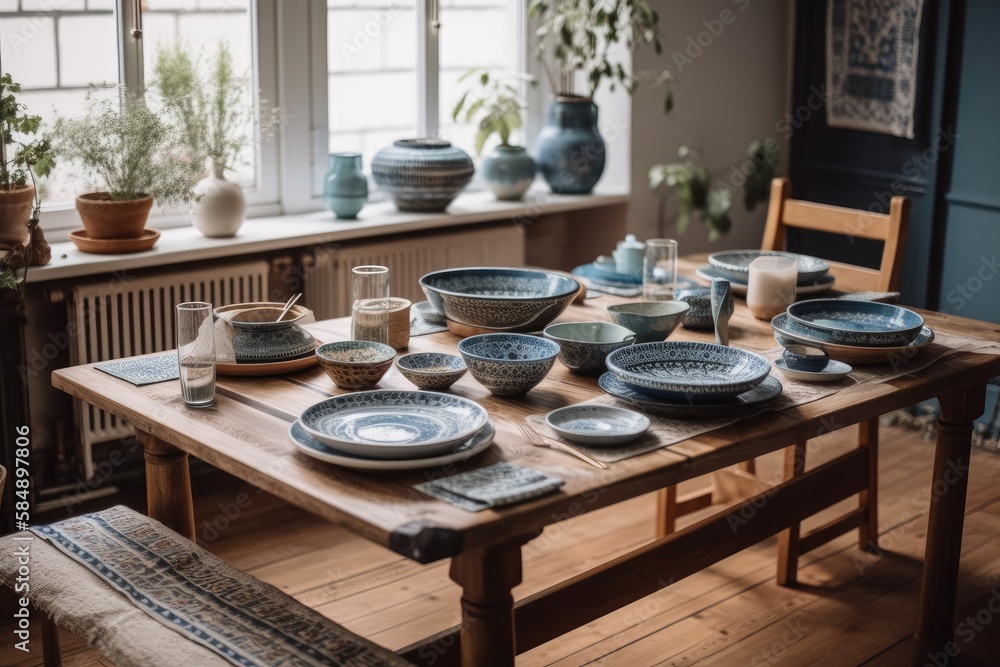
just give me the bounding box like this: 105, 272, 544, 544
191, 174, 245, 238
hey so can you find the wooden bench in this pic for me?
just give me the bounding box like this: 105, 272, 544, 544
0, 505, 410, 667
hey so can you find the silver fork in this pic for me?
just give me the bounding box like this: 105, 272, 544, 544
516, 422, 608, 470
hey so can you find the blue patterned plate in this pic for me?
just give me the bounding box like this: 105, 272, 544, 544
289, 420, 495, 471
545, 405, 650, 446
774, 358, 853, 382
708, 250, 830, 283
599, 373, 783, 420
786, 299, 924, 347
606, 341, 772, 401
772, 313, 934, 365
299, 390, 489, 459
695, 266, 836, 296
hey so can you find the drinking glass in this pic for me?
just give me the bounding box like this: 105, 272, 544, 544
176, 302, 216, 408
746, 256, 797, 320
352, 265, 390, 343
643, 238, 679, 301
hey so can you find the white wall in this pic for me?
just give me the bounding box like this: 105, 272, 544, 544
628, 0, 793, 252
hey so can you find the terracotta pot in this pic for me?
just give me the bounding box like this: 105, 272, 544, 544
0, 184, 35, 246
76, 192, 154, 239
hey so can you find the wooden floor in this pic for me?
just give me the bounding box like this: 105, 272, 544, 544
5, 422, 1000, 666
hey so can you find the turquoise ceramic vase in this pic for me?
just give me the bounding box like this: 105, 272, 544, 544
371, 139, 474, 212
324, 153, 368, 219
480, 145, 536, 201
535, 97, 605, 195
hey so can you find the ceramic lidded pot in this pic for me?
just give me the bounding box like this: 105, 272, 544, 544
480, 145, 536, 201
371, 139, 474, 212
324, 152, 368, 219
535, 96, 605, 195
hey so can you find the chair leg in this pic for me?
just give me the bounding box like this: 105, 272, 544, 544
776, 443, 807, 586
858, 418, 880, 553
655, 486, 678, 538
41, 614, 62, 667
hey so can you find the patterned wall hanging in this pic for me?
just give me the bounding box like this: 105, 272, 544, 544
826, 0, 926, 138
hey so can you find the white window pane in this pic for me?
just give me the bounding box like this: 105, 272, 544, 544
328, 0, 418, 171
0, 17, 59, 89
58, 16, 118, 87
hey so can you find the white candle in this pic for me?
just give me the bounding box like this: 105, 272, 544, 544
746, 256, 797, 320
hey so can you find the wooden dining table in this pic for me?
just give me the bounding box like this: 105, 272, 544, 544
51, 266, 1000, 667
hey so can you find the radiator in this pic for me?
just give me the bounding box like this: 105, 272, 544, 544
68, 260, 270, 479
302, 223, 525, 319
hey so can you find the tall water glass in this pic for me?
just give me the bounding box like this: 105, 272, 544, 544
643, 238, 679, 301
352, 265, 390, 343
746, 256, 797, 320
176, 302, 216, 408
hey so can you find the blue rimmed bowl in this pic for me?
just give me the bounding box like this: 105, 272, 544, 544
542, 321, 636, 375
606, 341, 772, 401
606, 301, 690, 344
786, 299, 924, 347
708, 250, 830, 284
316, 341, 396, 389
395, 352, 468, 391
457, 333, 560, 396
545, 405, 650, 446
780, 344, 829, 372
419, 267, 580, 331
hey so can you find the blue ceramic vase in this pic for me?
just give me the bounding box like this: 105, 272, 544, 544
324, 153, 368, 219
480, 145, 536, 201
372, 139, 474, 212
535, 97, 605, 195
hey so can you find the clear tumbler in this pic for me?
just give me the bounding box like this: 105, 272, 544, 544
351, 265, 390, 343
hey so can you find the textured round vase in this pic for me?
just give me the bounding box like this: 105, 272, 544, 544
481, 145, 536, 201
191, 175, 246, 238
324, 152, 368, 219
536, 96, 605, 195
371, 139, 474, 212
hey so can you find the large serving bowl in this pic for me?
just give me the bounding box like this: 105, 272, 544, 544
606, 341, 771, 401
542, 321, 636, 375
708, 250, 830, 284
395, 352, 468, 391
316, 341, 396, 389
457, 333, 560, 396
419, 267, 580, 331
786, 299, 924, 347
606, 301, 689, 343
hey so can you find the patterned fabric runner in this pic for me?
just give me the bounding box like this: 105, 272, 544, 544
29, 507, 405, 667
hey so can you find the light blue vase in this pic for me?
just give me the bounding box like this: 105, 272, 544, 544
480, 145, 536, 201
536, 97, 605, 195
324, 153, 368, 219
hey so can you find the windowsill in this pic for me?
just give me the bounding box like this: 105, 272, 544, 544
26, 189, 630, 284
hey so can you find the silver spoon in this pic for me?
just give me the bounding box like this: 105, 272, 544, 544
276, 293, 302, 322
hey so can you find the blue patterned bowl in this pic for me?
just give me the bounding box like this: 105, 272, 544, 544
708, 250, 830, 284
786, 299, 924, 347
420, 267, 580, 331
395, 353, 468, 391
371, 139, 474, 212
606, 341, 772, 401
316, 341, 396, 389
214, 302, 310, 332
542, 321, 636, 375
676, 288, 714, 329
606, 301, 690, 343
457, 333, 560, 396
545, 405, 650, 446
232, 325, 316, 363
780, 344, 829, 372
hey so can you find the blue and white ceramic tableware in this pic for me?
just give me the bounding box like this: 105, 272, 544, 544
606, 301, 689, 344
232, 326, 317, 363
545, 405, 650, 446
457, 333, 560, 396
711, 278, 734, 346
695, 265, 836, 296
780, 344, 829, 372
371, 139, 474, 212
612, 234, 645, 276
771, 313, 934, 365
676, 288, 713, 329
786, 299, 924, 347
542, 321, 636, 375
316, 340, 396, 389
395, 352, 468, 391
773, 358, 852, 383
599, 373, 783, 419
708, 250, 830, 284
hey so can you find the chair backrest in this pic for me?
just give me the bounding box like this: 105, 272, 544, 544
760, 178, 910, 292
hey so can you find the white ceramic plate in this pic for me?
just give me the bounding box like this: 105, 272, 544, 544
773, 358, 853, 382
545, 405, 650, 447
695, 266, 836, 296
289, 420, 495, 471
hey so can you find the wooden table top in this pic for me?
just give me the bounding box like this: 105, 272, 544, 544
52, 266, 1000, 564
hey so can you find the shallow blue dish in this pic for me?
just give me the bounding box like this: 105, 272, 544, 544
599, 373, 783, 419
419, 267, 579, 331
708, 250, 830, 284
606, 341, 772, 401
457, 333, 560, 396
786, 299, 924, 347
545, 405, 650, 446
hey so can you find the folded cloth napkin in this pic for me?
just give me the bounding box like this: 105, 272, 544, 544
96, 353, 179, 386
415, 462, 564, 512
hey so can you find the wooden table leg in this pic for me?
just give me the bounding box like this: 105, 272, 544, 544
913, 383, 986, 662
449, 535, 532, 667
136, 430, 196, 540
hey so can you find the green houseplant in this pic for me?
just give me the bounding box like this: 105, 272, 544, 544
1, 73, 55, 247
55, 86, 201, 241
529, 0, 668, 194
649, 140, 780, 241
452, 69, 536, 201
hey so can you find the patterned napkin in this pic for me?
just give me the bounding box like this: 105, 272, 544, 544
415, 462, 564, 512
96, 353, 178, 386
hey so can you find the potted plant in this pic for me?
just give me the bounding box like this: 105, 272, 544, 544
529, 0, 666, 194
1, 74, 55, 247
153, 41, 281, 237
452, 69, 536, 201
648, 140, 780, 241
54, 86, 201, 240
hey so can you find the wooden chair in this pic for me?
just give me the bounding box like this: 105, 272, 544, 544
656, 177, 910, 588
